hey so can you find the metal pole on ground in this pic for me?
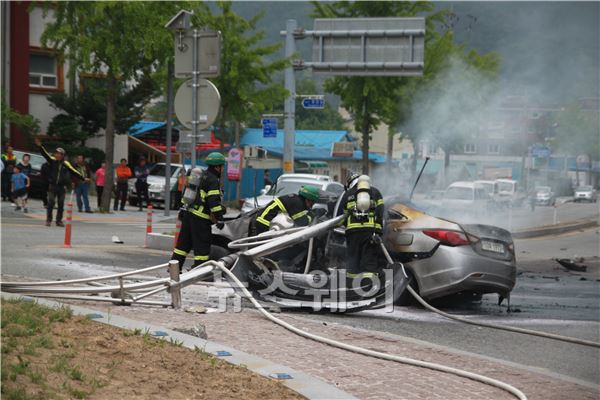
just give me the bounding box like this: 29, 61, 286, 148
145, 205, 153, 247
168, 260, 182, 309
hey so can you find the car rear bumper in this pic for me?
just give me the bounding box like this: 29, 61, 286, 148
405, 244, 516, 300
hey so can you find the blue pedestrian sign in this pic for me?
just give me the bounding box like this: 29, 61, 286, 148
262, 118, 278, 138
302, 98, 325, 109
531, 145, 551, 158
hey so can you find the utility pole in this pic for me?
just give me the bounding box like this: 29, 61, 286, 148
191, 28, 199, 168
283, 19, 296, 174
164, 61, 174, 216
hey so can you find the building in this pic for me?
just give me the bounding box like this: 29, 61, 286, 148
2, 2, 128, 161
241, 128, 385, 182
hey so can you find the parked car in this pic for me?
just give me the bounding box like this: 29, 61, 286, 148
534, 186, 556, 206
440, 181, 493, 219
12, 150, 47, 199
128, 163, 193, 210
240, 173, 344, 213
573, 185, 597, 202
212, 194, 516, 307
473, 180, 495, 197
493, 179, 526, 208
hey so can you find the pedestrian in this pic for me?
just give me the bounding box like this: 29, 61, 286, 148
134, 157, 150, 211
16, 153, 32, 177
251, 185, 319, 235
1, 145, 17, 201
113, 158, 132, 211
263, 169, 273, 188
171, 152, 226, 273
74, 154, 93, 213
95, 161, 106, 209
35, 137, 85, 227
176, 167, 187, 206
336, 172, 384, 279
40, 161, 50, 208
11, 165, 30, 212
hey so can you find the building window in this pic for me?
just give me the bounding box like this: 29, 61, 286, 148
428, 143, 437, 155
488, 144, 500, 154
464, 143, 476, 154
29, 48, 63, 93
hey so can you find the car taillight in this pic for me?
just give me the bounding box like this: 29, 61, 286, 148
423, 229, 472, 246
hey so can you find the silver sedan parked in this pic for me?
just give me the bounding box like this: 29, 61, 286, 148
573, 185, 597, 203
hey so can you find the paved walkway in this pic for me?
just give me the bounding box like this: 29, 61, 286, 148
80, 303, 598, 400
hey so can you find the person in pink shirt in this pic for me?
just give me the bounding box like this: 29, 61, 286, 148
95, 161, 106, 209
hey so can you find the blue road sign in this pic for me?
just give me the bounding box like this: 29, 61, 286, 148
302, 98, 325, 109
531, 146, 551, 158
262, 118, 277, 138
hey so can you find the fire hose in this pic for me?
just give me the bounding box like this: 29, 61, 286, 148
218, 261, 528, 400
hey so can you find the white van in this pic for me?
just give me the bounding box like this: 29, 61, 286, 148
441, 181, 492, 216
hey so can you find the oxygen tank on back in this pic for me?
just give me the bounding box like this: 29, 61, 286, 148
181, 168, 203, 208
355, 175, 372, 214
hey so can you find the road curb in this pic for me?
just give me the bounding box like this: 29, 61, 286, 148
1, 293, 356, 400
512, 218, 598, 239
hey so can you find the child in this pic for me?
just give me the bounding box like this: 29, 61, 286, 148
11, 165, 30, 212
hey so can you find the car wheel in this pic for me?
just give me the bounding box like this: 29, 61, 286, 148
394, 269, 419, 306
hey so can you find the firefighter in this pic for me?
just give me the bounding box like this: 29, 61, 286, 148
253, 185, 320, 235
34, 137, 85, 227
336, 173, 384, 278
170, 152, 226, 273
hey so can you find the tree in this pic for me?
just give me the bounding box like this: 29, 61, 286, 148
41, 2, 180, 211
312, 1, 447, 174
191, 2, 288, 149
1, 95, 40, 147
247, 77, 346, 131
554, 102, 600, 184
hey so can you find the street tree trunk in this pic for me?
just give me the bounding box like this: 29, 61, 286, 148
361, 97, 369, 175
443, 145, 450, 186
100, 74, 117, 212
386, 126, 394, 168
219, 106, 227, 153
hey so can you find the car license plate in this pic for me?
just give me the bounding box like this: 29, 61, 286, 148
481, 240, 504, 253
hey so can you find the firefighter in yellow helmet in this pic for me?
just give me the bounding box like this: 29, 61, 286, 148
171, 152, 226, 272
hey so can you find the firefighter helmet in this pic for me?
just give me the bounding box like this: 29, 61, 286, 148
205, 152, 226, 166
298, 185, 320, 201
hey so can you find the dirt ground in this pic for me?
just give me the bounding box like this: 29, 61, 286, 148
1, 299, 303, 400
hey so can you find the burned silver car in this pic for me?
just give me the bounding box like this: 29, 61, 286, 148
211, 195, 516, 306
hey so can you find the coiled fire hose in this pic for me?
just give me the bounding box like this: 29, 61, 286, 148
218, 262, 528, 400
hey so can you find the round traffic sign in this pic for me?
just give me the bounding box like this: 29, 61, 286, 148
174, 79, 221, 130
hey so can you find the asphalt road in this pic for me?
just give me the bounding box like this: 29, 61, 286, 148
301, 227, 600, 386
2, 199, 599, 386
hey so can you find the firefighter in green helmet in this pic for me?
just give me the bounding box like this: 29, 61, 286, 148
251, 184, 320, 235
171, 152, 226, 273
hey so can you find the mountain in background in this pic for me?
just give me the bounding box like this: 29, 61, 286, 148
227, 1, 598, 104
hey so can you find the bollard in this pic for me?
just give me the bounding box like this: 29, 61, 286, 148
64, 201, 73, 248
145, 205, 153, 247
173, 218, 181, 248
553, 203, 558, 225
168, 260, 182, 309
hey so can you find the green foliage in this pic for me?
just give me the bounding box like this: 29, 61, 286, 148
1, 96, 41, 146
190, 1, 289, 144
312, 1, 500, 173
554, 103, 600, 160
247, 77, 346, 131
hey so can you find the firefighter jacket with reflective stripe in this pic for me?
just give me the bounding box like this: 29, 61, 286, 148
38, 145, 84, 187
256, 193, 312, 229
336, 186, 384, 233
189, 166, 225, 222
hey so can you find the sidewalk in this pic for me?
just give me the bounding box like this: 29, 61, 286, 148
72, 301, 598, 400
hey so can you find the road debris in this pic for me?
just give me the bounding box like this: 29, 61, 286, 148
555, 258, 588, 272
